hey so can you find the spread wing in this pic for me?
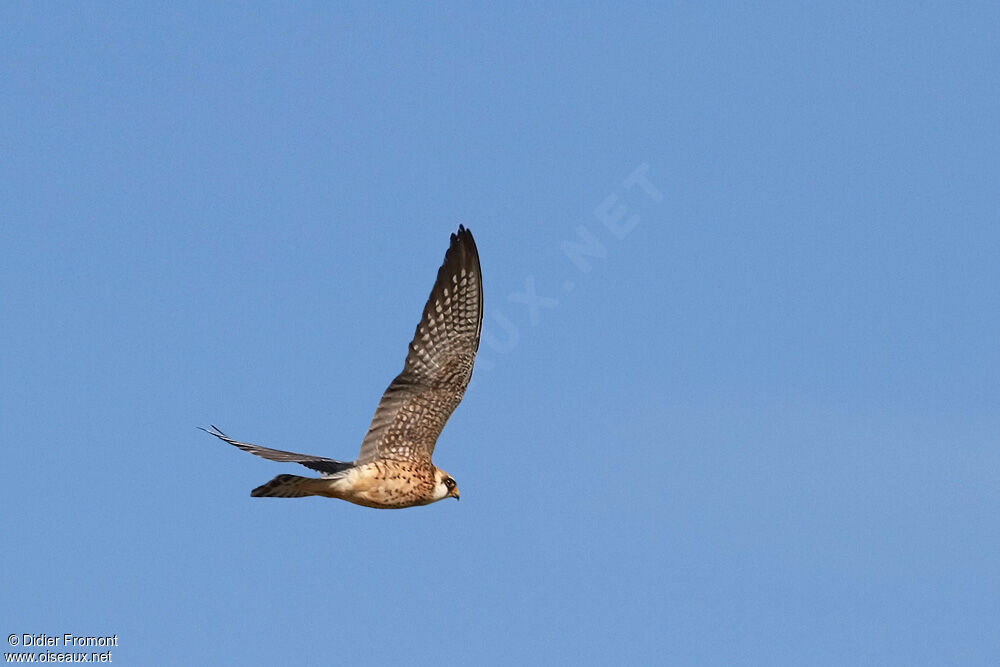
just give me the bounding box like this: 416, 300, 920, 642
355, 225, 483, 465
201, 425, 353, 475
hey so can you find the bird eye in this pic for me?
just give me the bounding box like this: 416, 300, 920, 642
445, 478, 455, 488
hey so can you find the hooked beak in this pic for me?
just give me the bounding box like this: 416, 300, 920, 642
451, 489, 460, 501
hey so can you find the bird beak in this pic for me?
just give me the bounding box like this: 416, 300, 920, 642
452, 489, 460, 501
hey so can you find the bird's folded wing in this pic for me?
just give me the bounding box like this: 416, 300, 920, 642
202, 425, 352, 475
355, 225, 483, 465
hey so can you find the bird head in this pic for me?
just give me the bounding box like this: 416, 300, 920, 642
433, 468, 460, 502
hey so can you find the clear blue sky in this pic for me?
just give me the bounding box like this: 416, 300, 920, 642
2, 3, 998, 665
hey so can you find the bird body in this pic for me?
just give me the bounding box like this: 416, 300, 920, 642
205, 226, 481, 509
248, 462, 452, 509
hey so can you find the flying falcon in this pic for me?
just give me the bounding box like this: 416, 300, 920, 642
204, 226, 482, 509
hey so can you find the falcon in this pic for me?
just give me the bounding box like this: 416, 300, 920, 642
204, 226, 482, 509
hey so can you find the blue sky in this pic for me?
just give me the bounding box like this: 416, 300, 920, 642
2, 3, 998, 665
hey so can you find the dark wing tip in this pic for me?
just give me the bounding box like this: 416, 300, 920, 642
445, 224, 482, 351
199, 424, 230, 439
451, 224, 475, 247
406, 224, 484, 364
200, 425, 239, 448
451, 225, 479, 269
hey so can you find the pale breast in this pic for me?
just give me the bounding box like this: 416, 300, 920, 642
323, 461, 437, 509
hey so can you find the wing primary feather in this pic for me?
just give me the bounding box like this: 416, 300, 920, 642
200, 425, 353, 475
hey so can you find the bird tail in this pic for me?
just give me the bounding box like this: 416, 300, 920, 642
251, 474, 323, 498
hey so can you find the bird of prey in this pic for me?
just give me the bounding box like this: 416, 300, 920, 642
204, 226, 482, 509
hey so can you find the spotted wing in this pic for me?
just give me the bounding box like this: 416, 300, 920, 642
355, 225, 483, 465
202, 425, 353, 475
